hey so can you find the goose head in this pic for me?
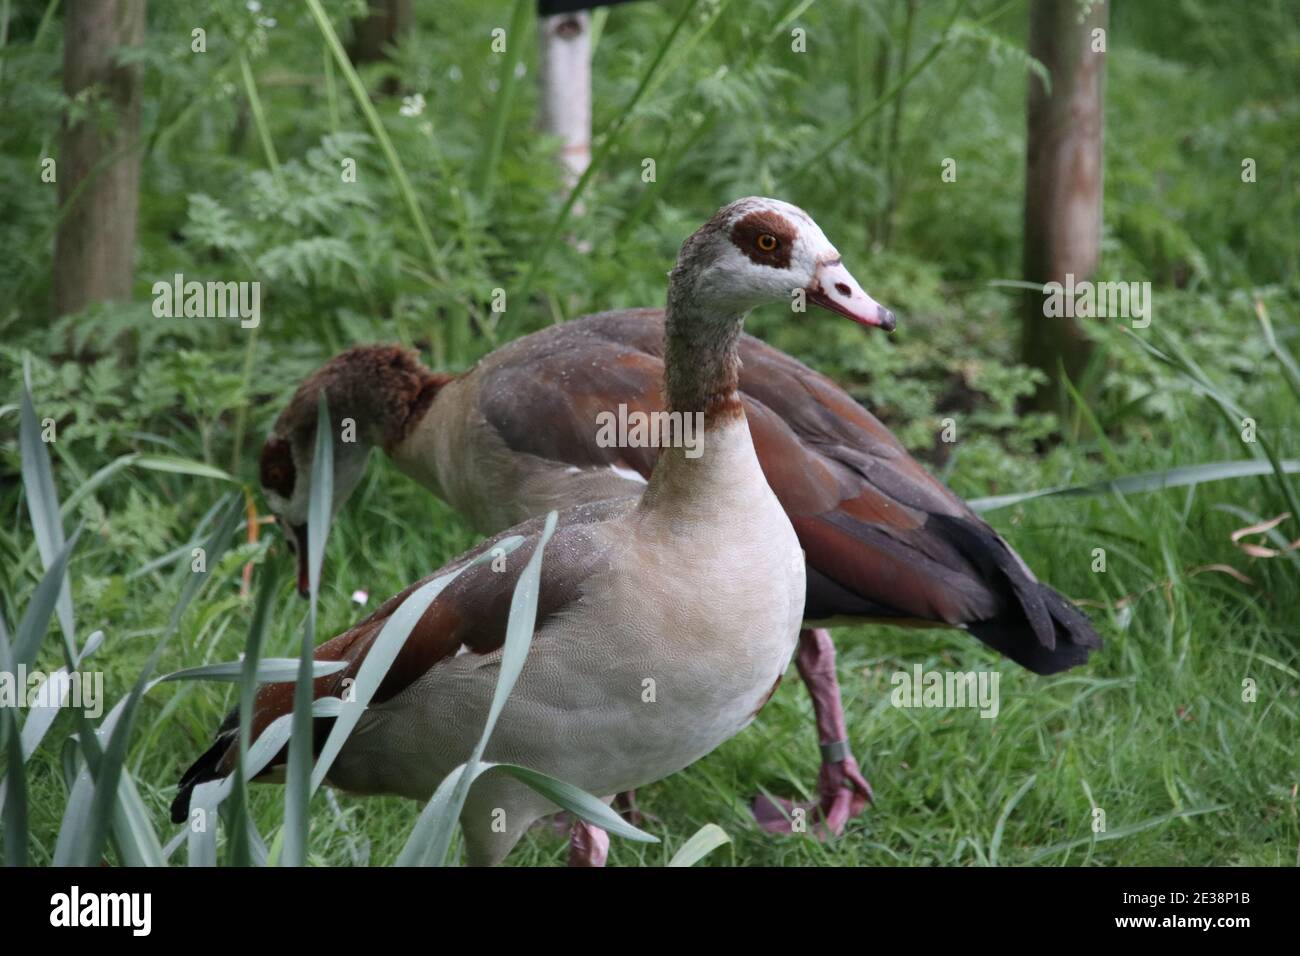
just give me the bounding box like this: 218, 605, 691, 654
670, 197, 895, 330
259, 345, 440, 596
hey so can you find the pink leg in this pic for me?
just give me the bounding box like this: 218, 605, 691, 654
567, 818, 610, 867
614, 790, 645, 826
753, 628, 873, 838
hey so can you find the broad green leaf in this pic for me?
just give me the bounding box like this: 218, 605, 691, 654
667, 823, 730, 867
969, 459, 1300, 513
495, 764, 656, 843
19, 356, 74, 650
133, 455, 238, 482
75, 494, 243, 866
395, 511, 654, 867
157, 659, 346, 685
13, 530, 79, 667
311, 536, 525, 793
229, 570, 278, 868
283, 395, 333, 866
187, 779, 224, 868
404, 511, 559, 867
0, 615, 27, 866
113, 769, 164, 867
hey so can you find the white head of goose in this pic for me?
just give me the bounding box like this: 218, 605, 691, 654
176, 198, 894, 864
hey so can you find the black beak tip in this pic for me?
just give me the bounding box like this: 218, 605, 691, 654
878, 308, 897, 332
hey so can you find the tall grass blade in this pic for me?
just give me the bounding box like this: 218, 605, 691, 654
75, 494, 243, 866
229, 570, 279, 867
310, 536, 525, 793
492, 763, 654, 842
158, 659, 346, 685
475, 0, 530, 207
53, 698, 127, 865
969, 459, 1300, 513
13, 530, 79, 667
133, 455, 238, 482
988, 773, 1035, 866
238, 51, 282, 183
0, 614, 27, 866
20, 357, 74, 652
1126, 327, 1300, 518
282, 395, 333, 866
1025, 804, 1230, 864
397, 510, 559, 867
303, 0, 445, 283
395, 756, 655, 868
187, 779, 223, 867
789, 0, 973, 180
393, 512, 653, 864
1254, 300, 1300, 403
114, 769, 165, 867
16, 667, 71, 760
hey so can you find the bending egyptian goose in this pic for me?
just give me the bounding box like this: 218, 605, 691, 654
258, 260, 1102, 840
174, 197, 897, 864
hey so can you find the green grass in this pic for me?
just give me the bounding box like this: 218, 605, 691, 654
2, 0, 1299, 865
9, 386, 1297, 866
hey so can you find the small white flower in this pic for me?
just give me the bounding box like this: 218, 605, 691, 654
400, 92, 426, 117
246, 0, 261, 11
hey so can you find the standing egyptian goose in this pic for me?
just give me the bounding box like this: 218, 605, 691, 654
259, 270, 1101, 840
175, 198, 897, 864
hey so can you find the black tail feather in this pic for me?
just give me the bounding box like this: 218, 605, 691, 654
929, 513, 1102, 675
968, 580, 1101, 675
170, 728, 233, 824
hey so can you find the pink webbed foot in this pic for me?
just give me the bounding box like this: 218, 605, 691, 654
753, 753, 874, 838
567, 818, 611, 867
752, 628, 873, 838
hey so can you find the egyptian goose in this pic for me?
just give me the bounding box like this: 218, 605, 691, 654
174, 197, 898, 864
257, 255, 1102, 841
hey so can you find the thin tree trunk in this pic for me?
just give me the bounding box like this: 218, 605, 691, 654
54, 0, 146, 320
537, 10, 592, 198
349, 0, 411, 96
349, 0, 412, 64
1021, 0, 1108, 413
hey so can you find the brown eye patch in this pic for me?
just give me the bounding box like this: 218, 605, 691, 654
730, 210, 796, 269
260, 437, 296, 499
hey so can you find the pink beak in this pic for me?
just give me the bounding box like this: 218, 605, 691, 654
806, 259, 896, 332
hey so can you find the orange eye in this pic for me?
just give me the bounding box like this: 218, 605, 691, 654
756, 234, 778, 252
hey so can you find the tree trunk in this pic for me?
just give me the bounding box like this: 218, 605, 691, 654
349, 0, 412, 64
1021, 0, 1108, 413
54, 0, 146, 320
537, 11, 592, 197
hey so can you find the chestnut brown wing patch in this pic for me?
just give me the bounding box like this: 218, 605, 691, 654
222, 499, 627, 778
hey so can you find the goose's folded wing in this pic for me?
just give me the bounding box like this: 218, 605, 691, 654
476, 309, 668, 478
171, 499, 627, 823
738, 339, 1099, 671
